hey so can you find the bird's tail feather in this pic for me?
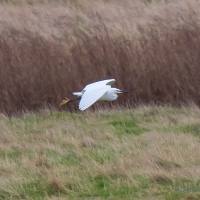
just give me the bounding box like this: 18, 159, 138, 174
73, 92, 82, 96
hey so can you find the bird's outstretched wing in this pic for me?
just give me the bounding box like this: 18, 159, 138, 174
83, 79, 115, 91
79, 85, 110, 111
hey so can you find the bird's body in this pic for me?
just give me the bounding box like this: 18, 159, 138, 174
59, 79, 129, 111
98, 88, 118, 101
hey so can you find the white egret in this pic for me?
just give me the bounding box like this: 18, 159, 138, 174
59, 79, 129, 111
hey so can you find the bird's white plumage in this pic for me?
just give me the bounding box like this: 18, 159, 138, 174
72, 92, 82, 96
83, 79, 115, 91
63, 78, 129, 111
72, 79, 116, 98
79, 85, 111, 111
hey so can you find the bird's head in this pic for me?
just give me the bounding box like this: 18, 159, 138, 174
59, 97, 71, 107
113, 88, 130, 94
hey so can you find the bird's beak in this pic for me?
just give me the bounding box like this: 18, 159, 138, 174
59, 97, 71, 107
119, 90, 130, 93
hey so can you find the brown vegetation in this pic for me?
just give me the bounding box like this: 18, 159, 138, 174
0, 0, 200, 115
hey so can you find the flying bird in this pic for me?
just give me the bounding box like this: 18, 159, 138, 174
59, 79, 129, 111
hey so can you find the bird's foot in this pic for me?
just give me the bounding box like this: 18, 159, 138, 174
59, 97, 71, 107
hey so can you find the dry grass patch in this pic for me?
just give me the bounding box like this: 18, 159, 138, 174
138, 132, 200, 179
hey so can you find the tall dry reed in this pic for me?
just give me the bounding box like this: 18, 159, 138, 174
0, 0, 200, 115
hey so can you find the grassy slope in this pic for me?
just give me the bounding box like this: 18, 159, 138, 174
1, 106, 200, 199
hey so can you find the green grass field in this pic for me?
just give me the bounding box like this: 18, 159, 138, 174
1, 106, 200, 199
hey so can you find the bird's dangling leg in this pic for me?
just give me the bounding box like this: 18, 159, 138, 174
59, 97, 81, 107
